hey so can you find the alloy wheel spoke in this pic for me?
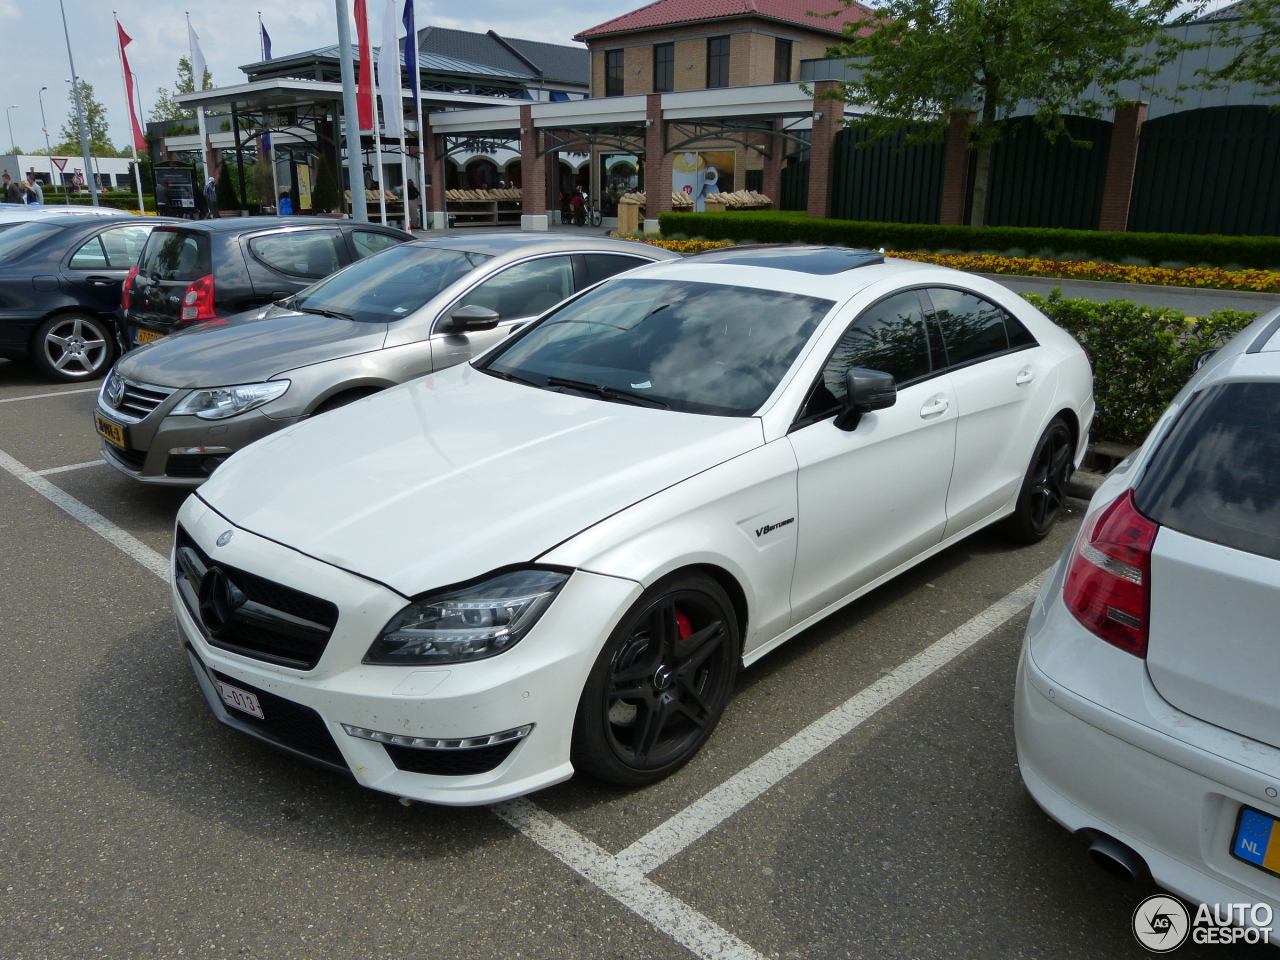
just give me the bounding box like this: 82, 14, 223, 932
81, 338, 106, 351
633, 696, 677, 763
46, 334, 70, 350
71, 319, 84, 339
52, 350, 75, 370
1049, 440, 1072, 477
675, 620, 725, 670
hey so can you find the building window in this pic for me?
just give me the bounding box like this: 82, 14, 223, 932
605, 49, 624, 97
707, 36, 730, 88
653, 42, 674, 93
774, 38, 793, 83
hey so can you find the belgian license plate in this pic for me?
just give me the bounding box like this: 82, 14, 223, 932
135, 328, 163, 345
213, 677, 265, 720
1232, 806, 1280, 877
94, 413, 125, 448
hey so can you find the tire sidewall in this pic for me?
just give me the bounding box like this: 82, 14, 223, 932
1006, 416, 1072, 543
571, 571, 740, 786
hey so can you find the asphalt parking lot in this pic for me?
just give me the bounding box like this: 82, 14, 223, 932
0, 357, 1268, 960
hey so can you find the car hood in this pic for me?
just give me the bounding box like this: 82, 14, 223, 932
197, 363, 764, 596
116, 310, 388, 388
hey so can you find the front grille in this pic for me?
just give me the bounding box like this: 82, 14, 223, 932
210, 670, 347, 769
384, 740, 520, 777
175, 526, 339, 670
107, 445, 147, 470
103, 374, 175, 423
165, 453, 227, 478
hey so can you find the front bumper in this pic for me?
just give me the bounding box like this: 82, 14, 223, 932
98, 402, 301, 487
1015, 555, 1280, 916
172, 495, 643, 805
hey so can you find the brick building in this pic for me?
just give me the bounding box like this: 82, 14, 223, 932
575, 0, 871, 210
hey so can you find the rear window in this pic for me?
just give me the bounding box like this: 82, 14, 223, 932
0, 221, 61, 261
1136, 381, 1280, 561
139, 229, 211, 282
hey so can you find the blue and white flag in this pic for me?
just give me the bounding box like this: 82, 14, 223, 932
401, 0, 419, 119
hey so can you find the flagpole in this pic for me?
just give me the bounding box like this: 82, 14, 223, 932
113, 14, 147, 215
260, 12, 282, 214
373, 119, 387, 225
57, 0, 99, 205
403, 0, 425, 230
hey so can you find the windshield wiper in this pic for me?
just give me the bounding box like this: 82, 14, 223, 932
295, 304, 354, 321
544, 376, 668, 409
481, 367, 542, 389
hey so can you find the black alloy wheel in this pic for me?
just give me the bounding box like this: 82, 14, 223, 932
32, 313, 115, 382
1002, 417, 1074, 544
573, 572, 739, 786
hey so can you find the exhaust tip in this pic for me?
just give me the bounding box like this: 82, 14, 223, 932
1087, 833, 1147, 882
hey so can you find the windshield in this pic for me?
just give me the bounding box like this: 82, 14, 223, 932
481, 278, 835, 417
293, 244, 493, 323
0, 221, 61, 261
139, 228, 211, 281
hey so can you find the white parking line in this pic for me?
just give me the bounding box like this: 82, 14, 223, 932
0, 386, 99, 404
35, 458, 107, 476
494, 799, 765, 960
0, 448, 169, 581
1, 436, 1050, 960
615, 571, 1048, 875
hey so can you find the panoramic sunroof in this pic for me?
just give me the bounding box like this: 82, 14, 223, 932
687, 245, 886, 275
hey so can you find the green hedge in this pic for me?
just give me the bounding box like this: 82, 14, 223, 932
48, 194, 157, 212
658, 212, 1280, 270
1023, 291, 1258, 444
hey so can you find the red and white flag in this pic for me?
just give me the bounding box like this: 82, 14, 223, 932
355, 0, 374, 131
116, 21, 146, 151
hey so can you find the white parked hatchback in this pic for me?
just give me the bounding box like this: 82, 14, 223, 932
1016, 307, 1280, 925
172, 246, 1093, 805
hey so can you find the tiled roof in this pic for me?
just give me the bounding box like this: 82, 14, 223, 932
576, 0, 875, 39
1190, 0, 1248, 22
502, 37, 590, 85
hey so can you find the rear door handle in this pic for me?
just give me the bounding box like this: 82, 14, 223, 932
1016, 369, 1035, 385
86, 275, 116, 287
919, 398, 949, 418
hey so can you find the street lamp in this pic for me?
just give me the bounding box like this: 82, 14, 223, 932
5, 105, 18, 155
38, 86, 57, 198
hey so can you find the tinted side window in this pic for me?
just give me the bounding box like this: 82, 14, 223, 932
99, 225, 153, 269
1007, 314, 1037, 348
581, 254, 649, 287
69, 236, 108, 269
926, 288, 1009, 366
802, 291, 932, 422
250, 231, 344, 279
352, 230, 402, 259
457, 256, 574, 321
1136, 382, 1280, 561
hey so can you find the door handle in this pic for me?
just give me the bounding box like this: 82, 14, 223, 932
1016, 369, 1035, 385
86, 276, 116, 286
919, 398, 949, 418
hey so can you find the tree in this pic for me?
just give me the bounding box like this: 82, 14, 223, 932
149, 57, 215, 123
312, 154, 342, 213
56, 80, 113, 155
827, 0, 1199, 228
1206, 0, 1280, 96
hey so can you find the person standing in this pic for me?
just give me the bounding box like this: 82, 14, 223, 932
204, 176, 219, 218
24, 173, 44, 205
406, 178, 420, 231
1, 172, 24, 204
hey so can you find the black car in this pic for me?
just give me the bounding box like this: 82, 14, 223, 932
122, 217, 412, 348
0, 214, 181, 382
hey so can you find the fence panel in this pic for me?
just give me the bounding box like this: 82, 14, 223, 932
830, 125, 944, 223
780, 155, 809, 211
1129, 106, 1280, 237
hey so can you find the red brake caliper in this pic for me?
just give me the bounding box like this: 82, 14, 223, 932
674, 608, 693, 641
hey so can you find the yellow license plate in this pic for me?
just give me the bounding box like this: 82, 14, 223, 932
135, 328, 163, 345
95, 414, 125, 448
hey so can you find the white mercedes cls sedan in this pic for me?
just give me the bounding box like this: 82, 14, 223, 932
172, 245, 1093, 805
1016, 307, 1280, 922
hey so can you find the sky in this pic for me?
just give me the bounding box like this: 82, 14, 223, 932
0, 0, 639, 156
0, 0, 1242, 157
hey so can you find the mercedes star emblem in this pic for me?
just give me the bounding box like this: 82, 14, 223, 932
198, 566, 247, 637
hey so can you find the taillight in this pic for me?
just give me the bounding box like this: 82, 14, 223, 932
180, 274, 216, 322
1063, 489, 1158, 657
121, 265, 139, 311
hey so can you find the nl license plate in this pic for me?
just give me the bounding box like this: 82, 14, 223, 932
135, 328, 163, 345
212, 677, 265, 720
94, 413, 125, 448
1232, 806, 1280, 877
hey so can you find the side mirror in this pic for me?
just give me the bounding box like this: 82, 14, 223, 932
449, 303, 500, 331
834, 367, 897, 432
1194, 348, 1217, 371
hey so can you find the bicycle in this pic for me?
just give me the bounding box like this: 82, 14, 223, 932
587, 202, 602, 228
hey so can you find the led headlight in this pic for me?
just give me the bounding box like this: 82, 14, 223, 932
365, 568, 570, 665
171, 380, 290, 420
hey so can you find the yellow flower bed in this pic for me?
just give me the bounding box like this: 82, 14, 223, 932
624, 236, 1280, 292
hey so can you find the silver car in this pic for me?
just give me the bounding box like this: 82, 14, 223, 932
94, 233, 679, 484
